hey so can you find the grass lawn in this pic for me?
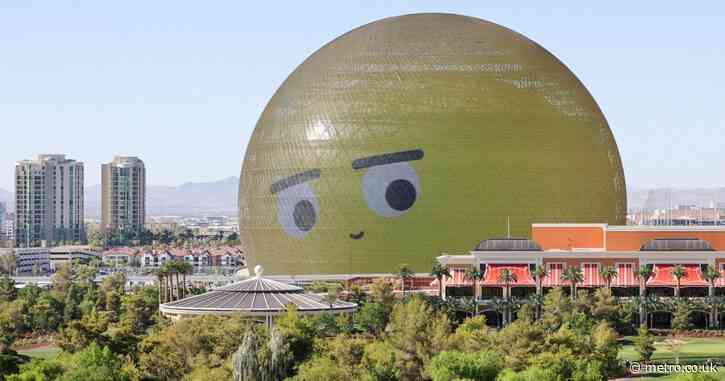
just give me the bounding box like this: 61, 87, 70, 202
619, 337, 725, 380
620, 337, 725, 364
16, 345, 61, 360
628, 370, 725, 380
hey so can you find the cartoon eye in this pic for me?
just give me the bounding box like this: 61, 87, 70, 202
362, 162, 420, 218
276, 183, 319, 238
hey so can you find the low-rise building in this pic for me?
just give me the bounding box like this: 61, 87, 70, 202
209, 246, 245, 267
49, 246, 100, 270
136, 246, 244, 269
102, 247, 141, 267
142, 249, 172, 268
437, 223, 725, 329
1, 247, 51, 275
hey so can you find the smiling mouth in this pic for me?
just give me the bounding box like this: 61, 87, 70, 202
350, 231, 365, 240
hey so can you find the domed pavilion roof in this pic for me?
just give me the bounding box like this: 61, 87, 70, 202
159, 266, 357, 318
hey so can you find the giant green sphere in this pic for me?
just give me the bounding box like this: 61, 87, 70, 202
239, 13, 626, 275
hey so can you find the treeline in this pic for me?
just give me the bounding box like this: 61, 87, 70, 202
0, 262, 159, 378
87, 227, 240, 249
1, 273, 716, 380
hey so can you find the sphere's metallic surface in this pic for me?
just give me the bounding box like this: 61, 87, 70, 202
239, 13, 626, 275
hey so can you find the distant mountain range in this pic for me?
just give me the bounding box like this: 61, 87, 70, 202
3, 181, 725, 217
0, 177, 239, 218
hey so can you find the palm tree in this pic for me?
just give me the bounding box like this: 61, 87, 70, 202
498, 268, 517, 326
161, 261, 177, 302
599, 266, 618, 290
156, 267, 166, 304
397, 264, 414, 297
430, 261, 451, 299
671, 264, 686, 298
702, 265, 722, 329
532, 265, 547, 320
465, 266, 484, 303
636, 266, 654, 326
177, 260, 193, 299
561, 266, 583, 302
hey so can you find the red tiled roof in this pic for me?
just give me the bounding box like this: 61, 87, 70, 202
481, 264, 535, 286
102, 247, 139, 257
647, 264, 709, 287
612, 263, 637, 287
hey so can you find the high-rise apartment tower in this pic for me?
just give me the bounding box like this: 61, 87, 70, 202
15, 154, 85, 247
101, 156, 146, 234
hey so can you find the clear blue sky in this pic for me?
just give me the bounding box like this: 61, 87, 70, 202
1, 1, 723, 191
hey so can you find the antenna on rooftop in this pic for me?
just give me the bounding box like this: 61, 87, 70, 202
507, 216, 510, 238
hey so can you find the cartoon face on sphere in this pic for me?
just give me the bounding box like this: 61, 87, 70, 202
239, 13, 626, 275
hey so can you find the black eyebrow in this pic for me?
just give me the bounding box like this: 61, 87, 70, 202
352, 149, 424, 170
270, 169, 321, 194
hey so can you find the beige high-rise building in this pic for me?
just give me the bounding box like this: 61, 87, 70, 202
15, 154, 85, 247
102, 156, 146, 234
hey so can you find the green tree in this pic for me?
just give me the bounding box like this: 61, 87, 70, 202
496, 367, 554, 381
356, 302, 389, 336
531, 265, 547, 320
430, 261, 451, 299
139, 314, 249, 380
465, 266, 483, 302
397, 264, 414, 297
386, 297, 451, 380
29, 293, 63, 332
450, 315, 494, 352
591, 288, 618, 324
495, 318, 545, 371
702, 265, 722, 328
0, 253, 16, 275
0, 274, 17, 302
671, 264, 686, 298
598, 266, 618, 290
541, 287, 571, 333
498, 268, 517, 325
5, 358, 65, 381
289, 356, 345, 381
426, 350, 503, 381
591, 321, 621, 378
671, 300, 692, 331
361, 341, 400, 381
52, 263, 73, 302
225, 232, 241, 245
0, 300, 25, 353
60, 343, 131, 381
635, 266, 654, 325
156, 266, 168, 304
233, 327, 266, 381
176, 260, 193, 299
368, 278, 395, 310
274, 306, 316, 370
633, 325, 655, 363
561, 266, 584, 302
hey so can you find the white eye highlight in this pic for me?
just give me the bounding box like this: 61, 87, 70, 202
362, 162, 420, 218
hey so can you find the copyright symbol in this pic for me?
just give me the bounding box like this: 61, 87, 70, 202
631, 362, 640, 374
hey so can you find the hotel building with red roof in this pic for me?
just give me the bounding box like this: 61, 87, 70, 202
437, 224, 725, 319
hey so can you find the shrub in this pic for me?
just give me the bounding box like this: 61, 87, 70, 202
633, 325, 655, 363
426, 350, 503, 381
